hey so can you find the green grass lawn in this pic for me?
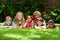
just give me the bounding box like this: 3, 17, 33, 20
0, 23, 60, 40
55, 23, 60, 27
0, 28, 60, 40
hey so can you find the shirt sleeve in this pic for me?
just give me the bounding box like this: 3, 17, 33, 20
11, 21, 14, 26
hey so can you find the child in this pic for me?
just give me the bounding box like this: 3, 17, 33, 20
1, 16, 15, 28
24, 15, 34, 28
47, 20, 56, 29
33, 11, 41, 22
35, 17, 46, 29
33, 11, 46, 27
14, 12, 25, 28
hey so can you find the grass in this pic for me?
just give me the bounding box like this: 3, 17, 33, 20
0, 28, 60, 40
55, 23, 60, 27
0, 23, 60, 40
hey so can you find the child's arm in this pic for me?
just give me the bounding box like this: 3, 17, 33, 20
42, 26, 46, 29
12, 24, 19, 28
23, 23, 26, 28
0, 23, 4, 28
32, 21, 34, 28
35, 25, 39, 29
1, 23, 8, 28
23, 20, 27, 28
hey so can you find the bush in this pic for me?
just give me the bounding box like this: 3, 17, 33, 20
0, 0, 60, 23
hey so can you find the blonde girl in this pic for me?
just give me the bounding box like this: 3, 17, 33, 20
14, 12, 25, 28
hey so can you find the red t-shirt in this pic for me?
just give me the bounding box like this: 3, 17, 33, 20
33, 17, 38, 22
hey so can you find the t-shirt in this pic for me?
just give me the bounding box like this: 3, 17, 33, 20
33, 17, 38, 22
24, 21, 33, 28
3, 21, 14, 27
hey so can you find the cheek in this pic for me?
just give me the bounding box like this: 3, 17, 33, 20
50, 25, 53, 27
37, 15, 40, 17
40, 23, 43, 25
35, 15, 40, 18
7, 22, 11, 24
20, 16, 23, 19
28, 19, 31, 21
38, 22, 43, 25
30, 19, 32, 21
35, 16, 38, 18
18, 16, 22, 20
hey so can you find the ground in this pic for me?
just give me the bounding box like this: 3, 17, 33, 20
0, 28, 60, 40
0, 23, 60, 40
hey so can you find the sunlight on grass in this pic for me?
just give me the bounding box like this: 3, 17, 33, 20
0, 28, 3, 31
52, 35, 58, 38
0, 28, 60, 40
4, 34, 22, 39
4, 33, 41, 40
4, 34, 29, 40
30, 34, 41, 38
44, 32, 50, 35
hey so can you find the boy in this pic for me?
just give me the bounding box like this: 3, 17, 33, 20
1, 16, 15, 28
34, 17, 46, 29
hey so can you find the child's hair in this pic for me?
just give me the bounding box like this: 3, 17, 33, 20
33, 11, 41, 16
48, 20, 56, 28
6, 16, 12, 21
26, 15, 32, 19
37, 17, 43, 22
48, 20, 54, 24
14, 12, 25, 26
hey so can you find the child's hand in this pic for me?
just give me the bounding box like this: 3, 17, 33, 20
42, 26, 46, 29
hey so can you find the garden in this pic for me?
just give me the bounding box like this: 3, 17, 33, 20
0, 0, 60, 40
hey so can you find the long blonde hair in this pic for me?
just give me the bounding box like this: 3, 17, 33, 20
14, 12, 25, 26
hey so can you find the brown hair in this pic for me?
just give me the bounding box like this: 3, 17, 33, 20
26, 15, 32, 19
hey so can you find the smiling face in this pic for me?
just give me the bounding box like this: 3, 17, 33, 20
17, 14, 23, 21
6, 20, 12, 26
6, 16, 12, 26
27, 16, 32, 22
37, 21, 43, 26
49, 23, 54, 28
35, 13, 40, 18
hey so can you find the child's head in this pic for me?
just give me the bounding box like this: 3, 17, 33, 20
37, 18, 43, 26
6, 16, 12, 25
16, 12, 24, 21
33, 11, 41, 18
26, 15, 32, 22
14, 12, 25, 26
48, 20, 55, 28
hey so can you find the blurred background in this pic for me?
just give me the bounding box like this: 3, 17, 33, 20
0, 0, 60, 23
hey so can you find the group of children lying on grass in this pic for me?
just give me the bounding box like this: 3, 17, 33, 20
0, 11, 59, 29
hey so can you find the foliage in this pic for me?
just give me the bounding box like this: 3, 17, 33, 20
45, 8, 60, 23
0, 0, 60, 23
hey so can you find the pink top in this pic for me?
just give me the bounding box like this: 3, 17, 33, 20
25, 21, 33, 28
